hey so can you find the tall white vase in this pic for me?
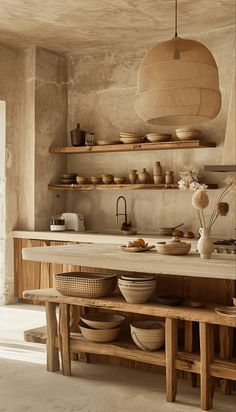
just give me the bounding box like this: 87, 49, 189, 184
197, 228, 214, 259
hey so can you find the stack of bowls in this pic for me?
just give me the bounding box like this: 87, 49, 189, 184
79, 312, 125, 343
120, 132, 142, 144
118, 275, 156, 304
60, 173, 77, 184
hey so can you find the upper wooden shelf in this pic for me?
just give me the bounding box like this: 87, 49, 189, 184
48, 183, 218, 191
49, 140, 216, 154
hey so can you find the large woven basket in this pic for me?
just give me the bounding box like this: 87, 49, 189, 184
54, 272, 117, 298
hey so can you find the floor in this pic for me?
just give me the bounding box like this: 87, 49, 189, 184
0, 305, 235, 412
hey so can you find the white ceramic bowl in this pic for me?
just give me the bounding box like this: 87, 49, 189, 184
130, 320, 165, 351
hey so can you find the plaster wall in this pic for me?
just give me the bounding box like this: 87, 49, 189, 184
34, 47, 67, 230
66, 27, 236, 238
0, 43, 23, 303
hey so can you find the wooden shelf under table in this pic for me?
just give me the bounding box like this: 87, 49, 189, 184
49, 140, 216, 154
23, 289, 236, 328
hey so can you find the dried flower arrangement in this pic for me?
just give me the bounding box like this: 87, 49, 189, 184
191, 176, 235, 229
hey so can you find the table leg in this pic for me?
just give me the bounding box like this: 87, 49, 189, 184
70, 305, 79, 361
166, 318, 178, 402
199, 323, 215, 411
45, 302, 60, 372
185, 320, 198, 387
219, 325, 233, 395
59, 303, 71, 376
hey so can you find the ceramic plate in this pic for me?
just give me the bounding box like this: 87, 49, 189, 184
215, 307, 236, 317
120, 245, 154, 253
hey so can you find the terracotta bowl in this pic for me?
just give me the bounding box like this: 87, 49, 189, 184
79, 322, 120, 342
80, 312, 125, 330
130, 320, 165, 351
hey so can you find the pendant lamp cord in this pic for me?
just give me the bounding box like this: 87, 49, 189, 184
175, 0, 178, 37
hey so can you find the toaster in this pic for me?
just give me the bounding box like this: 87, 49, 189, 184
61, 213, 85, 232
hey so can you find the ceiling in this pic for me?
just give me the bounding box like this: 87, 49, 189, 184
0, 0, 235, 54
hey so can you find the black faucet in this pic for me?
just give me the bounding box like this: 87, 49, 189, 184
116, 196, 131, 229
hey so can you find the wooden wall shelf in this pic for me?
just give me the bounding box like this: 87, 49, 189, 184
49, 140, 216, 155
48, 183, 218, 191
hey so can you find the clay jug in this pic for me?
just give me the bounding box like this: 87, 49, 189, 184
128, 170, 138, 184
153, 161, 162, 176
138, 168, 151, 184
70, 122, 85, 146
197, 228, 213, 259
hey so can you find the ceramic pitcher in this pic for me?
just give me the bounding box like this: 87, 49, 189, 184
197, 227, 214, 259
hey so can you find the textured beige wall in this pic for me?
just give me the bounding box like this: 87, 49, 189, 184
0, 43, 23, 303
66, 27, 236, 238
34, 47, 67, 230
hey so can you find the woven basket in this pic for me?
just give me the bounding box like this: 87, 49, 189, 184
54, 272, 117, 298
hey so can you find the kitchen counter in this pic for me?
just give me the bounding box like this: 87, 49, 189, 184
13, 230, 199, 249
22, 243, 236, 280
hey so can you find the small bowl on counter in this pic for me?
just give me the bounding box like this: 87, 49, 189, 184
130, 320, 165, 351
156, 237, 191, 255
76, 176, 89, 184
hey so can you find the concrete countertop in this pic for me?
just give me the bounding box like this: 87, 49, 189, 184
22, 243, 236, 280
13, 230, 198, 249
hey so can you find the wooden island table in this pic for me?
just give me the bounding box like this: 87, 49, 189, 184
22, 243, 236, 411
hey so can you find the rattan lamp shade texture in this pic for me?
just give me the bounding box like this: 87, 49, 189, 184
134, 37, 221, 126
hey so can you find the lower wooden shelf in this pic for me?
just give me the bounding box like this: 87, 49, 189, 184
25, 326, 236, 381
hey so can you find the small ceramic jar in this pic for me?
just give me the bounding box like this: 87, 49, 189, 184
165, 171, 174, 184
153, 161, 162, 176
138, 168, 151, 184
154, 175, 164, 184
128, 170, 138, 184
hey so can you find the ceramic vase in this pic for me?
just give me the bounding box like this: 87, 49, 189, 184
197, 227, 213, 259
138, 168, 151, 184
129, 170, 138, 184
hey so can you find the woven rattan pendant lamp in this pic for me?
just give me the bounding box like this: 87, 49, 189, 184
134, 0, 221, 126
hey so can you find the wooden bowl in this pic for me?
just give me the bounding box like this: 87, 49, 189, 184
79, 322, 120, 342
80, 313, 125, 330
146, 133, 172, 142
130, 320, 165, 351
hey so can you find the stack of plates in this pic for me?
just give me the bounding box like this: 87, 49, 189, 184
120, 132, 142, 144
60, 173, 77, 184
146, 133, 172, 142
118, 275, 156, 303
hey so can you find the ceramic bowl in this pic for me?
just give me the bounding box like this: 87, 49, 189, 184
79, 322, 120, 342
80, 313, 125, 330
91, 176, 103, 184
118, 280, 156, 304
102, 175, 114, 184
76, 176, 89, 184
176, 128, 201, 140
120, 137, 142, 144
146, 133, 172, 142
156, 237, 191, 255
114, 176, 126, 184
130, 320, 165, 351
